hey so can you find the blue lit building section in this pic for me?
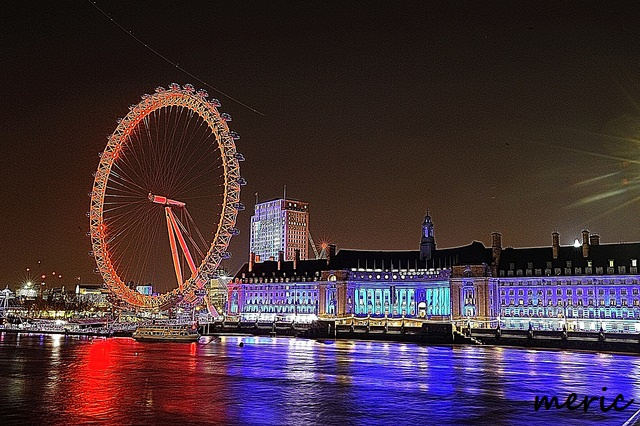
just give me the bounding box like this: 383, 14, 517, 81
345, 270, 450, 317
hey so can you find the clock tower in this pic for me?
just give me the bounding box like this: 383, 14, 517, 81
420, 211, 436, 261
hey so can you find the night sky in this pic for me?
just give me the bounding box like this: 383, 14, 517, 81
2, 1, 640, 288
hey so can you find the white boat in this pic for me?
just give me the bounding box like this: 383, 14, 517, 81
132, 324, 200, 342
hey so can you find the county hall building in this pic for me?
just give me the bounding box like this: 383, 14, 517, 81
229, 213, 640, 332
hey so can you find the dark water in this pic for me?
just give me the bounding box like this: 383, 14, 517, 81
1, 332, 639, 425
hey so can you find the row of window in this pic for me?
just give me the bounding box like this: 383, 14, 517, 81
501, 266, 638, 277
246, 299, 316, 305
245, 290, 318, 298
502, 288, 639, 296
501, 298, 640, 307
501, 307, 638, 319
500, 278, 639, 286
243, 305, 316, 314
240, 276, 319, 283
507, 259, 638, 270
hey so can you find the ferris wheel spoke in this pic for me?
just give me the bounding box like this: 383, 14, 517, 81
109, 210, 163, 286
108, 169, 150, 194
171, 155, 224, 195
106, 212, 158, 255
172, 167, 222, 200
166, 110, 208, 192
182, 208, 209, 254
111, 150, 152, 195
105, 204, 156, 239
172, 115, 216, 171
172, 211, 206, 260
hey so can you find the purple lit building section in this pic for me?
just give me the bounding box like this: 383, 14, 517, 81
497, 275, 639, 331
492, 230, 640, 332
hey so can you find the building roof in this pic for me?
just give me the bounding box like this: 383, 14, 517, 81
235, 241, 493, 280
236, 258, 327, 280
497, 242, 640, 276
331, 241, 492, 270
77, 283, 104, 290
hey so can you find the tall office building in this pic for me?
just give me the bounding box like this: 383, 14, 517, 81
250, 199, 309, 262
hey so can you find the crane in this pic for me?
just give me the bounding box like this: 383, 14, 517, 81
308, 231, 320, 259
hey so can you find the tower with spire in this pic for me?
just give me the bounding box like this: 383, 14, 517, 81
420, 211, 436, 261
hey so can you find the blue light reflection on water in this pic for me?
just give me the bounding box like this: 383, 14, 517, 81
0, 332, 639, 425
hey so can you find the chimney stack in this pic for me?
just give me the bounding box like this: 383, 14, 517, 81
249, 252, 255, 272
552, 231, 560, 260
590, 233, 600, 246
491, 232, 502, 265
582, 229, 590, 258
277, 251, 284, 271
327, 244, 337, 266
294, 249, 300, 270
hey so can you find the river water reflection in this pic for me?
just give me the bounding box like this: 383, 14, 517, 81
0, 332, 639, 425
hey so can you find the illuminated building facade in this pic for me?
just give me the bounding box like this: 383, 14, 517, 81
228, 251, 323, 323
16, 282, 39, 300
318, 242, 491, 319
231, 213, 640, 332
492, 230, 640, 332
76, 284, 110, 307
250, 199, 309, 262
231, 213, 486, 322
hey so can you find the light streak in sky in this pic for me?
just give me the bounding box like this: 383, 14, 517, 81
534, 122, 640, 229
86, 0, 265, 116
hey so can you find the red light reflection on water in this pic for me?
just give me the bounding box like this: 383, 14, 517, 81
65, 338, 125, 421
63, 338, 229, 423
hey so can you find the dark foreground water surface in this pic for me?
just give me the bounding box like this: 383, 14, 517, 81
0, 333, 639, 425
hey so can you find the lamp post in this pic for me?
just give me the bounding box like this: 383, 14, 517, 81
294, 283, 297, 321
594, 279, 600, 332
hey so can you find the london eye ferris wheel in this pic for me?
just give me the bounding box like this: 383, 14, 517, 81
88, 83, 244, 310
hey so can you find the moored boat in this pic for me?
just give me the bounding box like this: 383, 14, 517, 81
132, 324, 200, 342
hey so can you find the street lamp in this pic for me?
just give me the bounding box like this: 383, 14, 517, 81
293, 283, 298, 321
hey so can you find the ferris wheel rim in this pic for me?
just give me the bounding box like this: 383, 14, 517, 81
88, 84, 241, 310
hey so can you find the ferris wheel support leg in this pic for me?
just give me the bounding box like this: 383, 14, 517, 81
165, 207, 184, 291
167, 209, 197, 274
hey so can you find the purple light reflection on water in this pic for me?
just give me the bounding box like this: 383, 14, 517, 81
0, 333, 638, 425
